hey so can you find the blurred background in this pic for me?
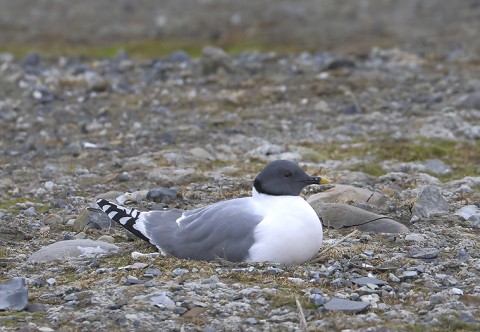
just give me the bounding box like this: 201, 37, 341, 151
1, 0, 479, 58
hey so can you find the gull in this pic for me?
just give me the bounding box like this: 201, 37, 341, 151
97, 160, 329, 264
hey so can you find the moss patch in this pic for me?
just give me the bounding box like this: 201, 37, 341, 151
302, 138, 480, 180
0, 38, 306, 60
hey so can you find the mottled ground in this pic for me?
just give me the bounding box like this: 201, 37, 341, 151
0, 1, 480, 331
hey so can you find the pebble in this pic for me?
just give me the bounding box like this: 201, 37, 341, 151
97, 235, 115, 243
352, 277, 386, 287
172, 268, 189, 276
408, 248, 440, 259
323, 298, 370, 313
146, 187, 179, 203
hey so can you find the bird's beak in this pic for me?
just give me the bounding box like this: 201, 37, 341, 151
305, 176, 331, 185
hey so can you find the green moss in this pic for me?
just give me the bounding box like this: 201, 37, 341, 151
302, 138, 480, 180
0, 38, 305, 60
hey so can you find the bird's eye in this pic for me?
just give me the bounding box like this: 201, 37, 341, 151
284, 172, 293, 178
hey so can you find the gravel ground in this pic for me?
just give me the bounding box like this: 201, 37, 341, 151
1, 1, 480, 331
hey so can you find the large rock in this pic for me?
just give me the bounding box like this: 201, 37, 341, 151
27, 239, 119, 263
74, 209, 113, 231
411, 186, 450, 219
308, 185, 387, 208
0, 278, 28, 311
310, 203, 409, 233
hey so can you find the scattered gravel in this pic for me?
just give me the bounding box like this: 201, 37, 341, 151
1, 2, 480, 331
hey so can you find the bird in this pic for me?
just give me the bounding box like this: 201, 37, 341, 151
96, 160, 329, 264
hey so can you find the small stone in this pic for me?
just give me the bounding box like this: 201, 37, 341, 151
400, 271, 418, 280
135, 291, 176, 310
172, 268, 189, 276
46, 278, 56, 286
44, 181, 55, 191
173, 307, 188, 315
0, 278, 28, 311
310, 293, 328, 307
429, 293, 446, 305
449, 288, 464, 295
324, 298, 370, 313
125, 277, 144, 286
130, 262, 148, 269
454, 205, 480, 220
405, 234, 425, 242
411, 186, 450, 219
22, 207, 36, 216
74, 209, 113, 231
146, 187, 179, 203
97, 235, 115, 243
144, 268, 162, 277
44, 213, 64, 226
246, 317, 257, 325
200, 46, 234, 75
352, 277, 386, 287
64, 294, 78, 301
408, 248, 440, 259
75, 232, 88, 239
264, 267, 284, 275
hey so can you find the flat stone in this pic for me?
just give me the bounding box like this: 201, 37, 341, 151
401, 271, 418, 280
405, 234, 425, 242
352, 277, 386, 287
454, 205, 480, 220
0, 278, 28, 311
27, 239, 119, 263
134, 291, 176, 310
0, 225, 25, 241
310, 203, 409, 233
74, 209, 113, 231
307, 185, 387, 207
323, 298, 370, 313
411, 186, 450, 219
146, 187, 179, 203
408, 247, 440, 259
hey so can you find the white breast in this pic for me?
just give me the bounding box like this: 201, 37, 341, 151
247, 191, 323, 264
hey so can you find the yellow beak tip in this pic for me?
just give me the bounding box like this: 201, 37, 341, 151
320, 177, 331, 185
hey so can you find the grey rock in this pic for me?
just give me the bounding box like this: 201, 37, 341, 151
308, 185, 387, 208
310, 293, 328, 306
323, 298, 370, 313
454, 205, 480, 220
0, 225, 25, 241
134, 291, 176, 310
411, 186, 450, 219
463, 92, 480, 109
429, 293, 446, 305
74, 208, 113, 231
97, 235, 115, 243
0, 278, 28, 311
172, 268, 189, 276
200, 46, 234, 75
352, 277, 386, 286
27, 239, 119, 263
144, 268, 162, 278
310, 203, 409, 233
146, 187, 179, 203
408, 247, 440, 259
400, 271, 418, 279
405, 233, 425, 242
422, 159, 452, 175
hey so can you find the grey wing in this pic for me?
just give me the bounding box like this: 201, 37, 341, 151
144, 197, 264, 262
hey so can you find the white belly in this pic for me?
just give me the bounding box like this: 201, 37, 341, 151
247, 195, 323, 265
